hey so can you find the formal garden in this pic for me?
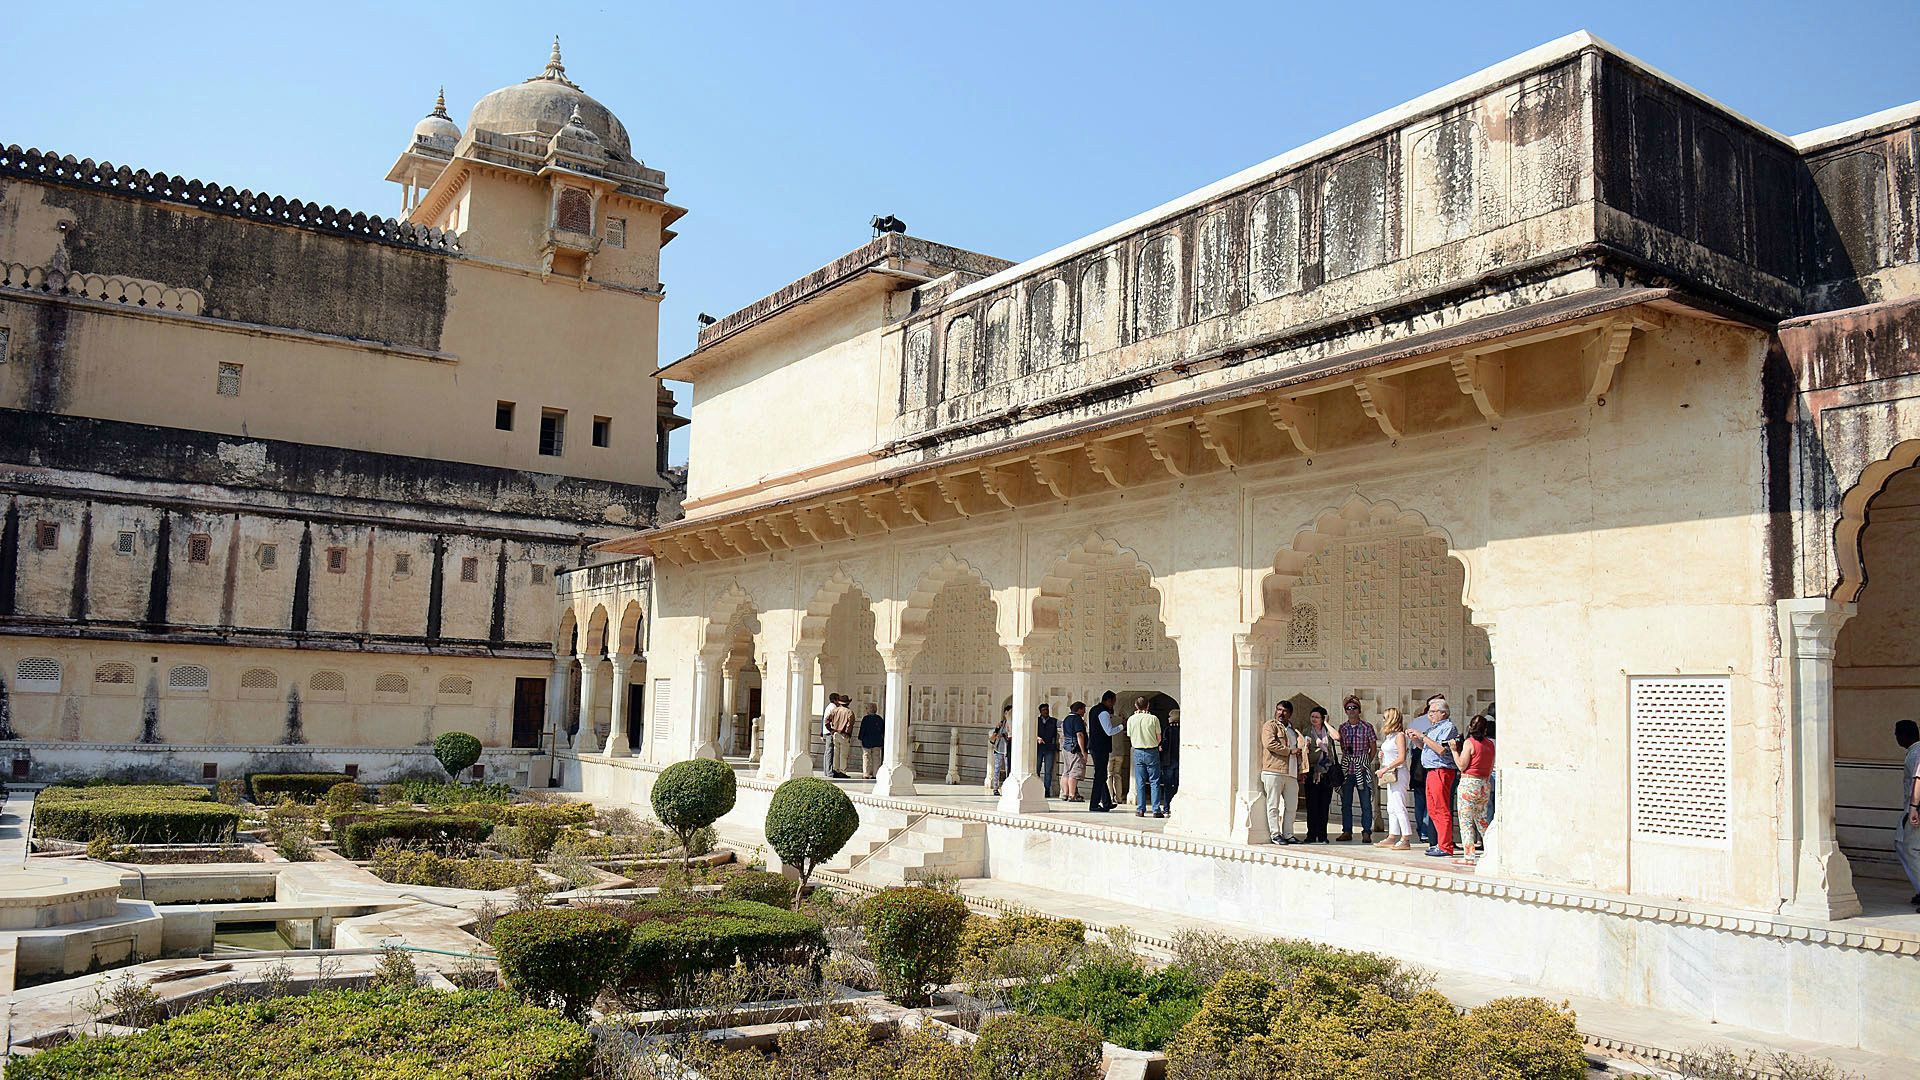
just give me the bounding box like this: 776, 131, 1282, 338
3, 744, 1856, 1078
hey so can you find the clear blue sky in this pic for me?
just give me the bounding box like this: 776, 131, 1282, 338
5, 2, 1916, 466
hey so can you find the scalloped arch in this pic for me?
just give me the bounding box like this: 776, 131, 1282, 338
699, 581, 760, 658
897, 553, 1000, 653
796, 570, 873, 648
1832, 437, 1920, 601
1028, 531, 1166, 644
1258, 492, 1467, 629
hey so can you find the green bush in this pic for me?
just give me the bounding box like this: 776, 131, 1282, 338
610, 897, 827, 1005
652, 758, 736, 866
322, 781, 366, 814
337, 811, 494, 859
1167, 928, 1429, 1000
958, 912, 1087, 965
719, 868, 799, 908
1163, 967, 1587, 1080
390, 776, 516, 806
492, 907, 634, 1020
247, 772, 354, 803
1009, 954, 1205, 1052
764, 776, 859, 891
370, 842, 537, 891
5, 987, 592, 1079
35, 784, 241, 844
684, 1015, 968, 1080
974, 1013, 1105, 1080
434, 731, 485, 778
862, 886, 969, 1007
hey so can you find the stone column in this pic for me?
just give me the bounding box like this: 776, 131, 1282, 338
998, 646, 1049, 814
946, 726, 962, 784
543, 656, 572, 749
720, 665, 740, 755
749, 715, 765, 763
689, 654, 720, 760
1777, 598, 1862, 920
574, 654, 603, 754
874, 648, 918, 797
782, 649, 819, 779
602, 655, 633, 758
1232, 633, 1271, 844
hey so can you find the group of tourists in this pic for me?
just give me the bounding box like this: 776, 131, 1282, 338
1262, 693, 1495, 866
988, 691, 1181, 817
818, 694, 885, 779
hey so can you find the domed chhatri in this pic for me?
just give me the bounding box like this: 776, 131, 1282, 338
411, 87, 461, 153
468, 37, 632, 158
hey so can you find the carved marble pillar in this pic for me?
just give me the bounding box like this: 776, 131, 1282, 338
574, 654, 603, 754
719, 665, 740, 755
602, 655, 633, 758
749, 715, 764, 763
783, 649, 819, 779
543, 656, 572, 749
1777, 598, 1862, 920
873, 648, 918, 797
1233, 633, 1272, 844
946, 726, 962, 785
689, 654, 720, 760
998, 646, 1049, 814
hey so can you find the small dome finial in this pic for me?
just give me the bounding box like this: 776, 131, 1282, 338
431, 86, 449, 119
545, 36, 566, 79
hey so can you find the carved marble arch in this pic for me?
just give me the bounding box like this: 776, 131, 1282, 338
896, 554, 1002, 655
580, 604, 612, 658
1256, 493, 1472, 632
553, 606, 579, 658
1831, 437, 1920, 602
613, 599, 646, 659
1027, 532, 1168, 645
795, 571, 872, 649
699, 582, 760, 660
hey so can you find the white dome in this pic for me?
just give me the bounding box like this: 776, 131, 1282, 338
411, 88, 460, 152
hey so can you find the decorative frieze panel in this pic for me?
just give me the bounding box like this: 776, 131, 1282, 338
1034, 565, 1179, 681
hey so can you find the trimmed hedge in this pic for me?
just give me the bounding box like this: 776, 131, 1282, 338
718, 868, 799, 908
959, 912, 1087, 965
609, 898, 827, 1004
493, 907, 634, 1020
975, 1013, 1105, 1080
764, 776, 859, 888
36, 784, 241, 844
434, 731, 484, 777
862, 886, 969, 1007
337, 812, 494, 859
5, 987, 592, 1079
248, 772, 354, 803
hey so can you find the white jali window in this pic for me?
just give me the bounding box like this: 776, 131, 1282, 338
167, 665, 211, 692
1629, 675, 1732, 844
16, 657, 62, 693
652, 679, 672, 741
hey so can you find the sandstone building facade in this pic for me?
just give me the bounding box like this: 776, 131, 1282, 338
564, 34, 1920, 1058
0, 44, 682, 784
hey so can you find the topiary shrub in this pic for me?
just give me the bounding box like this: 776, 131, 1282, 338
35, 784, 241, 844
5, 987, 592, 1079
958, 912, 1087, 965
718, 868, 799, 909
609, 897, 827, 1006
651, 758, 736, 868
861, 886, 969, 1007
974, 1013, 1105, 1080
764, 776, 858, 895
492, 907, 633, 1020
337, 811, 494, 859
434, 731, 484, 778
247, 773, 354, 804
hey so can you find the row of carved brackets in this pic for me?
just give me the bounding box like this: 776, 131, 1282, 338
649, 308, 1664, 565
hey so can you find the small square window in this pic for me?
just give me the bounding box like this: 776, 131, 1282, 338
605, 218, 626, 249
394, 552, 412, 576
217, 362, 242, 397
202, 762, 219, 780
531, 564, 546, 584
460, 556, 480, 583
539, 410, 566, 457
344, 763, 359, 779
115, 530, 136, 556
326, 546, 348, 573
496, 401, 515, 431
35, 521, 58, 550
187, 533, 212, 564
258, 543, 277, 570
592, 416, 611, 448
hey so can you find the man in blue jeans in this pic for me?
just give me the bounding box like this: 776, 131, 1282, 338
1036, 704, 1059, 798
1126, 697, 1166, 818
1335, 696, 1378, 843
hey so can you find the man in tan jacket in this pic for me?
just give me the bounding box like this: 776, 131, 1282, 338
1261, 699, 1304, 844
824, 694, 855, 779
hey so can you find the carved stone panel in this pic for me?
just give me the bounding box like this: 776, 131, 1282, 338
1026, 277, 1069, 374
1134, 233, 1182, 339
983, 296, 1016, 388
1078, 253, 1121, 356
1409, 117, 1487, 252
944, 315, 977, 398
902, 326, 935, 411
1247, 186, 1302, 302
1322, 152, 1389, 279
1195, 209, 1235, 319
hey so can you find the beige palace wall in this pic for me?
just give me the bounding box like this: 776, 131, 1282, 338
635, 319, 1788, 912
